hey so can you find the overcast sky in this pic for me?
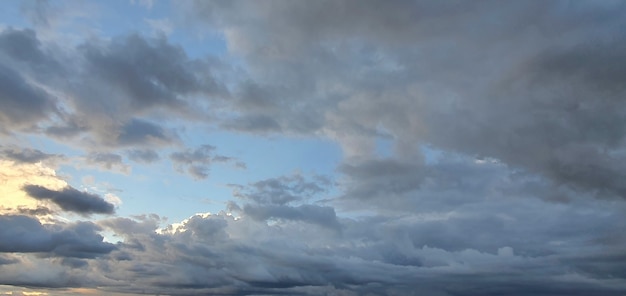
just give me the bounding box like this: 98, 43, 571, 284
1, 0, 626, 295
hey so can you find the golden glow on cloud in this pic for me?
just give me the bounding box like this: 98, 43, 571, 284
0, 160, 67, 217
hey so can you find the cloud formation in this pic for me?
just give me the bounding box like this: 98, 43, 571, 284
1, 1, 626, 295
0, 146, 63, 164
23, 185, 116, 215
0, 214, 114, 257
183, 0, 626, 198
170, 145, 245, 179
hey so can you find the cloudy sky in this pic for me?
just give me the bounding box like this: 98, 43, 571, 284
1, 0, 626, 295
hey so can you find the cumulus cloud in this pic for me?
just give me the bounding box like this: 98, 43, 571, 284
22, 184, 115, 215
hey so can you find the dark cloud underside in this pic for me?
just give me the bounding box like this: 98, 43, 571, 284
22, 185, 115, 215
0, 214, 114, 257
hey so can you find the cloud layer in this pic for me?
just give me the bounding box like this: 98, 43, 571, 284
1, 1, 626, 295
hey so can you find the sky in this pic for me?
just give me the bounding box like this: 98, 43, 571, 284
1, 0, 626, 295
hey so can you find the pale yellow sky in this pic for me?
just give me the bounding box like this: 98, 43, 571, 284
0, 160, 67, 220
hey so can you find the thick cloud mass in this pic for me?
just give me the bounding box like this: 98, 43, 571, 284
0, 214, 114, 257
2, 1, 626, 295
23, 185, 115, 215
185, 0, 626, 198
0, 64, 56, 132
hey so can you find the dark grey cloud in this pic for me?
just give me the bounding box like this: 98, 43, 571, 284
0, 27, 48, 65
17, 206, 54, 216
0, 27, 226, 152
88, 197, 626, 295
0, 214, 115, 257
3, 1, 624, 199
183, 0, 626, 199
0, 146, 63, 163
0, 28, 65, 135
6, 175, 626, 295
170, 145, 245, 179
64, 32, 225, 148
116, 118, 176, 147
77, 33, 224, 114
0, 63, 56, 133
22, 184, 115, 215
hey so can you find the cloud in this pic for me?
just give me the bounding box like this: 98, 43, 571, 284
0, 63, 56, 133
1, 1, 626, 295
116, 118, 176, 147
83, 152, 130, 173
145, 18, 173, 36
181, 1, 626, 199
227, 174, 339, 229
231, 174, 330, 205
170, 145, 245, 179
0, 214, 115, 257
5, 2, 625, 198
22, 185, 115, 215
126, 148, 160, 163
16, 206, 54, 216
243, 204, 340, 230
5, 168, 626, 295
77, 33, 223, 115
88, 197, 626, 295
0, 160, 67, 216
0, 27, 49, 64
0, 146, 63, 164
221, 114, 282, 133
0, 27, 225, 150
